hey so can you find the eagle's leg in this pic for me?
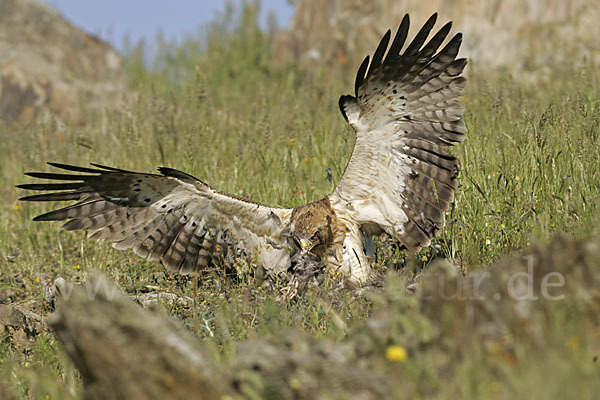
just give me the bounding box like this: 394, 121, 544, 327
333, 225, 370, 285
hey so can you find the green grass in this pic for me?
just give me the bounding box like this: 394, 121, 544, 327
1, 4, 599, 399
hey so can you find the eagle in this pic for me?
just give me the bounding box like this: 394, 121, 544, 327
17, 14, 466, 286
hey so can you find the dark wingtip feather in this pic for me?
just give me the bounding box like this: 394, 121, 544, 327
354, 55, 370, 96
414, 20, 454, 61
385, 14, 411, 63
47, 162, 101, 173
16, 183, 83, 191
401, 13, 410, 25
433, 32, 463, 64
449, 32, 463, 47
19, 192, 82, 202
368, 29, 391, 75
24, 172, 93, 181
32, 211, 65, 222
421, 13, 438, 33
455, 32, 463, 44
403, 13, 439, 57
158, 167, 201, 183
440, 20, 453, 34
449, 58, 468, 76
432, 21, 453, 46
89, 163, 138, 173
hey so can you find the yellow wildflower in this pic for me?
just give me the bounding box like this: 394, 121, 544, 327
34, 277, 39, 284
289, 377, 301, 390
386, 345, 408, 362
13, 203, 20, 211
75, 264, 81, 270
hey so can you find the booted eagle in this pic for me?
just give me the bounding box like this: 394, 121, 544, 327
18, 14, 466, 285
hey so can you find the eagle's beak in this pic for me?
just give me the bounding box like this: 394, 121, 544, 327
290, 233, 318, 252
299, 237, 317, 252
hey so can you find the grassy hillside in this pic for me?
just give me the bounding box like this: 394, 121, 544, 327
1, 5, 599, 399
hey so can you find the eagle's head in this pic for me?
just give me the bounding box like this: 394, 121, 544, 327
289, 197, 338, 258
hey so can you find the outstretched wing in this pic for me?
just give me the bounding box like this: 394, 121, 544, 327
332, 13, 466, 250
17, 163, 293, 274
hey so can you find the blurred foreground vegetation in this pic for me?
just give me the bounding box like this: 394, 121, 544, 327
1, 4, 599, 399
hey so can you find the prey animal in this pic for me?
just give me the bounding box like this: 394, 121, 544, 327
18, 14, 467, 285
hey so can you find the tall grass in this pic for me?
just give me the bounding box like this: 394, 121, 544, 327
1, 3, 599, 398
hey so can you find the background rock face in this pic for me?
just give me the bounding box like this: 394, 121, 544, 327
275, 0, 600, 79
0, 0, 126, 125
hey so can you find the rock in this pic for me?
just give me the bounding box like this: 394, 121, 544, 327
136, 292, 194, 309
275, 0, 600, 80
49, 275, 225, 400
0, 304, 45, 344
50, 275, 388, 400
410, 234, 600, 348
47, 234, 600, 399
0, 0, 126, 125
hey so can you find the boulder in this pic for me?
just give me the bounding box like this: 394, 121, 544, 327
0, 0, 126, 125
275, 0, 600, 79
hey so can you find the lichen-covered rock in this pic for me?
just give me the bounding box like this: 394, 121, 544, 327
275, 0, 600, 80
0, 0, 126, 125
